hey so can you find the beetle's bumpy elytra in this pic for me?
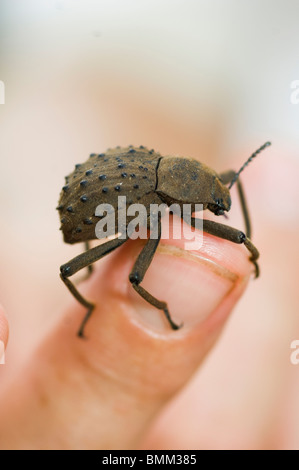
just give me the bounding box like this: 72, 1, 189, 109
58, 143, 271, 337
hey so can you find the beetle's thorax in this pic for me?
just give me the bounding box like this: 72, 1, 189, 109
156, 156, 231, 215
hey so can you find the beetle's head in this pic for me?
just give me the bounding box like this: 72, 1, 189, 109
207, 177, 231, 216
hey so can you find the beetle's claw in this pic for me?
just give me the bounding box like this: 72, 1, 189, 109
77, 328, 87, 339
163, 306, 183, 330
170, 320, 183, 331
253, 261, 260, 278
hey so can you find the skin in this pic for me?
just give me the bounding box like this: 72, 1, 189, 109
0, 148, 297, 450
0, 221, 252, 449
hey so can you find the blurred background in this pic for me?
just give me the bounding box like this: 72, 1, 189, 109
0, 0, 299, 449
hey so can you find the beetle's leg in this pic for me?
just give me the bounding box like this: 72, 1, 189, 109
129, 215, 181, 330
60, 275, 95, 338
185, 216, 260, 277
84, 241, 94, 277
76, 242, 94, 283
60, 236, 128, 338
220, 170, 251, 239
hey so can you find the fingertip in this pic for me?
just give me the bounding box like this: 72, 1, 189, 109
123, 226, 253, 333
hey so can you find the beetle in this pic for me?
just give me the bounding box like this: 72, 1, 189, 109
57, 142, 271, 337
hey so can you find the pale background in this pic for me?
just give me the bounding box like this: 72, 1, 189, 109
0, 0, 299, 449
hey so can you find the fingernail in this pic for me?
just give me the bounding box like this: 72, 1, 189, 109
128, 242, 239, 332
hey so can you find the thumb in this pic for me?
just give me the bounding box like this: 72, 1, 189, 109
0, 221, 253, 450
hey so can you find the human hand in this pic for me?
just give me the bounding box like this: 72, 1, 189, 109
0, 221, 253, 450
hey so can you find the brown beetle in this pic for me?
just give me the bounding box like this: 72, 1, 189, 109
58, 143, 271, 337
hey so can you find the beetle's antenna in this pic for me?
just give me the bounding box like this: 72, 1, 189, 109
228, 141, 271, 189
